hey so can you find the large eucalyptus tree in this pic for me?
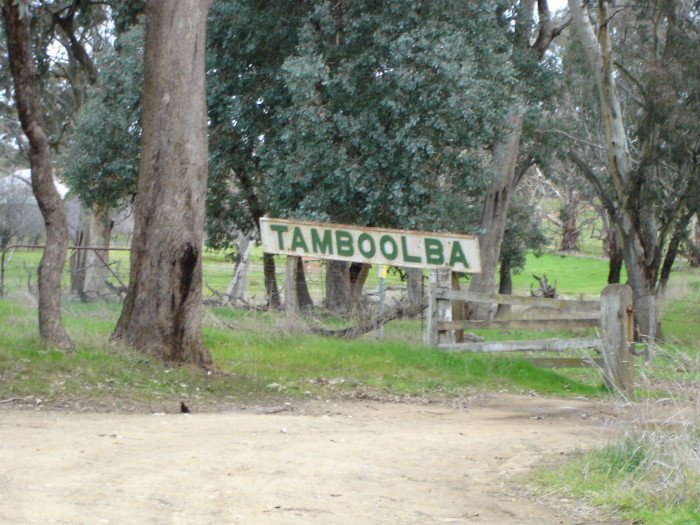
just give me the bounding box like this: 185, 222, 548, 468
567, 0, 700, 348
112, 0, 213, 365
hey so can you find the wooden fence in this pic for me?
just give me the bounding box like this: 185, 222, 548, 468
424, 270, 635, 394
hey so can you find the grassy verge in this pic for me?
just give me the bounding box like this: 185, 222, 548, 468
537, 439, 700, 524
525, 272, 700, 525
528, 394, 700, 524
207, 310, 607, 398
0, 297, 606, 410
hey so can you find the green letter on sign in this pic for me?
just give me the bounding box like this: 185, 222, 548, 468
358, 233, 376, 258
290, 227, 309, 252
449, 241, 469, 268
336, 230, 354, 256
270, 224, 288, 250
424, 238, 444, 265
311, 229, 333, 254
380, 235, 398, 260
401, 236, 421, 263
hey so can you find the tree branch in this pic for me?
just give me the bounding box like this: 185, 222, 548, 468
613, 60, 647, 107
52, 3, 99, 85
531, 0, 571, 59
540, 128, 607, 151
568, 149, 616, 217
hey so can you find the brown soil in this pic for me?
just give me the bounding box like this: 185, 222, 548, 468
0, 393, 619, 524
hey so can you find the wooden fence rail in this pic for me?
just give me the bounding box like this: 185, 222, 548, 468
424, 271, 635, 395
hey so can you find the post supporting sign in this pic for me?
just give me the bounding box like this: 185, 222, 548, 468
260, 218, 481, 273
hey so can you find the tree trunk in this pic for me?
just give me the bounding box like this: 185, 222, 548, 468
496, 253, 513, 317
559, 191, 581, 251
325, 260, 351, 313
295, 259, 314, 310
465, 0, 561, 320
2, 0, 74, 351
601, 210, 623, 284
686, 214, 700, 268
262, 252, 281, 309
0, 228, 11, 252
657, 223, 684, 297
607, 244, 624, 285
224, 233, 253, 304
467, 112, 525, 320
349, 262, 370, 312
112, 0, 213, 366
72, 204, 112, 301
233, 169, 281, 309
405, 267, 424, 308
70, 224, 86, 296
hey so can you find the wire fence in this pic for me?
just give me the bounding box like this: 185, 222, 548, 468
0, 245, 410, 311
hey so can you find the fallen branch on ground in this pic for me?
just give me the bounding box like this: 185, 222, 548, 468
309, 299, 427, 339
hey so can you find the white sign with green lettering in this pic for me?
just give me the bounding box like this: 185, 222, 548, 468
260, 218, 481, 273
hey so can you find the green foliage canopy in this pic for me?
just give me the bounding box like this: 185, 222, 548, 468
259, 0, 517, 232
205, 0, 520, 251
60, 25, 143, 210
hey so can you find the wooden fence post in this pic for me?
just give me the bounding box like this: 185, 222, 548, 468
600, 283, 634, 395
451, 272, 464, 343
285, 255, 299, 314
424, 268, 453, 346
425, 270, 438, 346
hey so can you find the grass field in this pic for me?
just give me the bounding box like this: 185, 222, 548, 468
1, 245, 699, 524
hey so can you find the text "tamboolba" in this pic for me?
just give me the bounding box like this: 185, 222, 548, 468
260, 218, 481, 272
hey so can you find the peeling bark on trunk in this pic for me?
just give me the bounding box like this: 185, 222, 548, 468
2, 0, 74, 351
112, 0, 213, 366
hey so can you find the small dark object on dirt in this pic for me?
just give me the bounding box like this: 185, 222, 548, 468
180, 402, 190, 414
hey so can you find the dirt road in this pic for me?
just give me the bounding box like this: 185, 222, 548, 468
0, 393, 615, 524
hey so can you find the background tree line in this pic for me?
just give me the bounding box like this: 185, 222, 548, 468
1, 0, 698, 364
